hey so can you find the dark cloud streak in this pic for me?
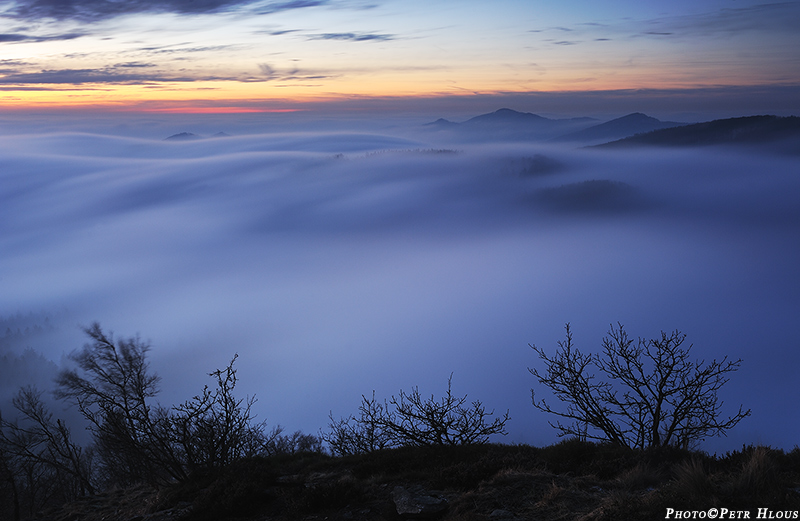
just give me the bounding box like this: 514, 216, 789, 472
5, 0, 328, 22
307, 32, 394, 42
0, 67, 226, 85
0, 32, 85, 42
253, 0, 329, 15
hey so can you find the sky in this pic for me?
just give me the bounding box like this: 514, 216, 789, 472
1, 0, 799, 116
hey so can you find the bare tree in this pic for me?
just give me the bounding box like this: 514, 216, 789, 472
55, 323, 184, 485
56, 325, 278, 483
0, 438, 21, 521
324, 376, 510, 454
386, 375, 510, 446
263, 428, 324, 456
323, 392, 394, 456
0, 387, 95, 519
529, 323, 750, 449
171, 354, 270, 470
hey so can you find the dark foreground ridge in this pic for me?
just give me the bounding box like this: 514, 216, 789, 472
594, 115, 800, 148
34, 442, 800, 521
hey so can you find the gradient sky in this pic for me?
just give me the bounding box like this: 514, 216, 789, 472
1, 0, 799, 112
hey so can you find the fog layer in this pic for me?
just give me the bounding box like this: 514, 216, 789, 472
1, 129, 798, 451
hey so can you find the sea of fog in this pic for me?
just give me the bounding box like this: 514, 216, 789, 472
1, 128, 799, 452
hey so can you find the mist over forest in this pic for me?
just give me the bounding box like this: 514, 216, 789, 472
1, 111, 799, 453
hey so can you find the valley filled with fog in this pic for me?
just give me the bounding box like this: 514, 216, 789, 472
1, 123, 799, 452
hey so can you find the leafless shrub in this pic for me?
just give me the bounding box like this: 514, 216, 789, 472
324, 375, 509, 455
0, 387, 96, 519
55, 323, 183, 485
530, 323, 750, 449
171, 354, 269, 470
55, 324, 275, 486
322, 392, 396, 456
263, 426, 324, 456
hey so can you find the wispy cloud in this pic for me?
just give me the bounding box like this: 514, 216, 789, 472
3, 0, 334, 22
258, 63, 278, 80
664, 2, 800, 36
307, 32, 393, 42
529, 3, 800, 43
621, 2, 800, 41
253, 0, 329, 15
134, 43, 242, 56
0, 61, 338, 87
114, 62, 158, 68
0, 67, 217, 85
255, 62, 331, 82
6, 0, 262, 22
254, 28, 301, 36
0, 32, 85, 42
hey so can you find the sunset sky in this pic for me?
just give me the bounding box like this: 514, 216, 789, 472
1, 0, 799, 114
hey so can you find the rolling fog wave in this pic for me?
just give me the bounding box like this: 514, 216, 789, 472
1, 131, 799, 450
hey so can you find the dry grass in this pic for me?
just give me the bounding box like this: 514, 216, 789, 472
733, 445, 780, 493
672, 458, 715, 500
614, 462, 665, 491
32, 443, 800, 521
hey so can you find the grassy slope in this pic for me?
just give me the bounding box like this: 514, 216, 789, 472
34, 441, 800, 521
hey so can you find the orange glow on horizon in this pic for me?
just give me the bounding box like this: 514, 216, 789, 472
0, 74, 791, 114
0, 68, 723, 111
133, 107, 301, 114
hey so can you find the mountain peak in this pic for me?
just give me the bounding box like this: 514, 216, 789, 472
467, 108, 549, 123
165, 132, 201, 141
424, 118, 457, 127
615, 112, 662, 124
551, 113, 682, 143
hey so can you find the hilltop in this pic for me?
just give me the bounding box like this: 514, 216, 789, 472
423, 108, 597, 141
423, 110, 800, 149
551, 112, 684, 144
32, 442, 800, 521
595, 115, 800, 149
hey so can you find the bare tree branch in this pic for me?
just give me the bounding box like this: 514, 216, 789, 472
324, 375, 509, 454
529, 323, 750, 449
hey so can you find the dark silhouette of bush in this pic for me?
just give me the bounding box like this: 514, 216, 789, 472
0, 387, 95, 520
530, 323, 750, 450
322, 391, 394, 456
171, 353, 271, 472
55, 323, 185, 485
262, 427, 324, 456
324, 375, 509, 455
55, 323, 281, 487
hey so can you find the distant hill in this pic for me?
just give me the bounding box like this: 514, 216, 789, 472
552, 112, 684, 144
595, 115, 800, 149
461, 108, 552, 128
165, 132, 201, 141
424, 117, 459, 129
423, 108, 597, 142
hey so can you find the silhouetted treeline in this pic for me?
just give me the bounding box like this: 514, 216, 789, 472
0, 323, 321, 520
1, 321, 751, 520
